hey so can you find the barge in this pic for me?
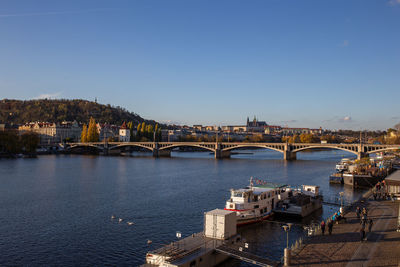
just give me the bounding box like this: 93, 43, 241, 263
273, 185, 323, 217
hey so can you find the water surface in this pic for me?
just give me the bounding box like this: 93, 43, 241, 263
0, 150, 364, 266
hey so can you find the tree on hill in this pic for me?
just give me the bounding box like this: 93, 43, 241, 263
0, 99, 158, 126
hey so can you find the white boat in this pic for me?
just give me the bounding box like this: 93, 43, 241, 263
224, 178, 296, 226
336, 158, 352, 172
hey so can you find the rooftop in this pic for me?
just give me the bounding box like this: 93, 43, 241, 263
385, 170, 400, 185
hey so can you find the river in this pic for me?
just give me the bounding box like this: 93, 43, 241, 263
0, 150, 365, 266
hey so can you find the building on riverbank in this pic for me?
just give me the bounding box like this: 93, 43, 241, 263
18, 121, 81, 145
118, 122, 130, 142
385, 170, 400, 198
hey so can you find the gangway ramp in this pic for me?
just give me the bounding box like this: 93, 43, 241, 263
215, 244, 279, 267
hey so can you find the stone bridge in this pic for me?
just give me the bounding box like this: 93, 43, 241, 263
64, 142, 400, 160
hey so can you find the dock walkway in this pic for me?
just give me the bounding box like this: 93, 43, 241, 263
216, 244, 279, 267
291, 199, 400, 266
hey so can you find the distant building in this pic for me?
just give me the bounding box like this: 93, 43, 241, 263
246, 116, 267, 132
193, 125, 204, 131
119, 122, 130, 142
264, 125, 282, 135
19, 121, 81, 145
96, 123, 120, 141
281, 127, 322, 135
163, 129, 185, 141
205, 125, 219, 132
281, 127, 310, 135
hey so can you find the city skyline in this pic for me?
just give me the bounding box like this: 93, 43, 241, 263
1, 0, 400, 130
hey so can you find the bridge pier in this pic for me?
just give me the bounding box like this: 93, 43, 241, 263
153, 149, 171, 158
215, 149, 231, 159
357, 152, 368, 160
284, 151, 297, 160
108, 149, 121, 155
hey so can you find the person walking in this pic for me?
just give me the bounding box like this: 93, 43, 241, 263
360, 226, 365, 242
321, 220, 326, 235
360, 217, 367, 228
368, 219, 373, 233
362, 207, 367, 216
356, 206, 361, 219
328, 220, 333, 235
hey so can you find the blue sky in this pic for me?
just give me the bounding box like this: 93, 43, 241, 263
0, 0, 399, 130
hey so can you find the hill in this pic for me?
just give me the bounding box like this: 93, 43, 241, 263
0, 99, 156, 125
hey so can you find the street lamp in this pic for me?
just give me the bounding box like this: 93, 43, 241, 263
282, 223, 293, 249
339, 192, 344, 213
282, 223, 293, 267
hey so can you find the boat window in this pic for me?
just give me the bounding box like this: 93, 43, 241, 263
233, 192, 242, 197
254, 205, 259, 209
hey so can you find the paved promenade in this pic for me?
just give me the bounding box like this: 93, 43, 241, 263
291, 199, 400, 267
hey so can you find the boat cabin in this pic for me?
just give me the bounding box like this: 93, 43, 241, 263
302, 185, 319, 197
226, 185, 290, 211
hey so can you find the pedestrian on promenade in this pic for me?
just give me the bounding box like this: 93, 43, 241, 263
328, 220, 333, 235
373, 192, 377, 201
362, 207, 367, 217
321, 221, 326, 235
356, 206, 361, 219
360, 226, 365, 242
360, 217, 367, 228
368, 219, 373, 232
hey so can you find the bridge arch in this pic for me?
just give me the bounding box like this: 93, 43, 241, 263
108, 144, 154, 152
67, 144, 103, 151
158, 144, 216, 153
291, 145, 358, 156
222, 144, 284, 154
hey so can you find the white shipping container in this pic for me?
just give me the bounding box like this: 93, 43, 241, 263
204, 209, 237, 240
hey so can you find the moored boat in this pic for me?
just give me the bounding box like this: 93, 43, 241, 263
329, 172, 343, 184
224, 178, 296, 226
273, 185, 323, 217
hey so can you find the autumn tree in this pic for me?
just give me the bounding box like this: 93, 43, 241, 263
300, 133, 319, 143
81, 124, 87, 142
127, 121, 134, 141
86, 117, 99, 142
136, 123, 142, 140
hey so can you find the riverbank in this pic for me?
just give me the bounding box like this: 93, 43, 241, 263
290, 197, 400, 266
